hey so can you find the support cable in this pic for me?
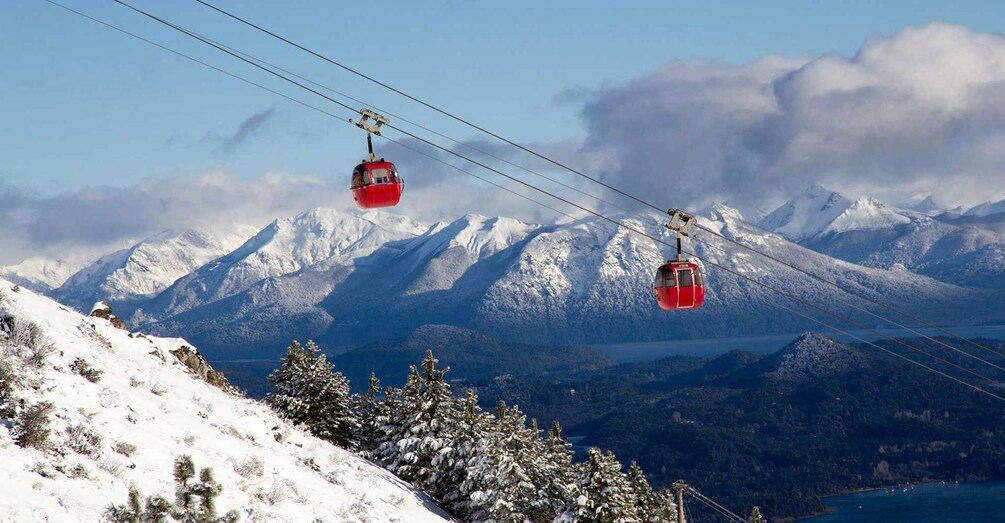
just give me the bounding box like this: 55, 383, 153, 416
51, 0, 1005, 401
190, 0, 1005, 362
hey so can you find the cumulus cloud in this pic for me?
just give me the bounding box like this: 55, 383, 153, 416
0, 147, 577, 265
573, 23, 1005, 212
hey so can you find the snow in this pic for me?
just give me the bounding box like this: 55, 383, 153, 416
825, 197, 911, 234
1, 256, 96, 293
53, 226, 260, 311
141, 208, 426, 318
963, 198, 1005, 217
0, 280, 452, 523
759, 186, 911, 240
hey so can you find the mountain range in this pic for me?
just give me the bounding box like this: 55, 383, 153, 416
6, 187, 1005, 360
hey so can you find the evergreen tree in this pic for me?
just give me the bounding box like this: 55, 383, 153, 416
172, 455, 239, 523
548, 421, 590, 523
267, 340, 358, 448
648, 489, 680, 523
460, 401, 541, 523
580, 447, 639, 523
374, 350, 457, 494
626, 461, 654, 516
437, 388, 491, 513
353, 373, 384, 456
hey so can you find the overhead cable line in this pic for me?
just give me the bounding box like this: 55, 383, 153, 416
117, 0, 1005, 397
58, 0, 1005, 400
191, 0, 1005, 364
42, 0, 579, 228
198, 36, 648, 222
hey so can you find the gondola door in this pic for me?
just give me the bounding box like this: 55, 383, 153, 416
676, 267, 696, 308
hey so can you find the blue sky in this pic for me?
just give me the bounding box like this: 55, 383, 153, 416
4, 0, 1005, 195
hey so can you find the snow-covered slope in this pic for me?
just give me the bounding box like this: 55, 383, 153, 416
128, 205, 1003, 359
52, 227, 259, 313
136, 208, 427, 320
0, 280, 451, 522
758, 185, 910, 241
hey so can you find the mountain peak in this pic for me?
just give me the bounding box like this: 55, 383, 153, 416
802, 184, 837, 198
758, 186, 851, 240
699, 202, 745, 223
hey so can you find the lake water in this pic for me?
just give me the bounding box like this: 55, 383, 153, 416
810, 480, 1005, 522
590, 324, 1005, 362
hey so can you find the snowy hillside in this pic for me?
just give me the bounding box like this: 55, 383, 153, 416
126, 205, 1003, 359
0, 280, 451, 522
52, 227, 259, 313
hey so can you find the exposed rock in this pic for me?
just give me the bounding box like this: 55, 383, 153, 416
89, 301, 127, 330
169, 346, 236, 394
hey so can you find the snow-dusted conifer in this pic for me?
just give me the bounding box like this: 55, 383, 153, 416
267, 340, 358, 448
437, 388, 491, 512
581, 447, 639, 523
353, 372, 384, 456
461, 401, 540, 522
627, 461, 667, 519
171, 455, 239, 523
374, 350, 457, 494
548, 420, 590, 523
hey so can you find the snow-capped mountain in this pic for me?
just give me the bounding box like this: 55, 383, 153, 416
0, 280, 451, 522
758, 185, 910, 241
125, 205, 1003, 359
135, 208, 427, 321
1, 257, 91, 293
51, 226, 259, 313
963, 198, 1005, 218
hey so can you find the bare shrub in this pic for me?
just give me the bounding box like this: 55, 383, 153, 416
66, 424, 103, 457
69, 463, 91, 479
98, 457, 126, 481
129, 376, 144, 388
253, 479, 290, 506
13, 401, 53, 449
233, 455, 264, 478
113, 441, 137, 457
70, 358, 103, 383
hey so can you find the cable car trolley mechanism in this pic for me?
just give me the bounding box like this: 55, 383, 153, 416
349, 108, 404, 209
653, 209, 705, 311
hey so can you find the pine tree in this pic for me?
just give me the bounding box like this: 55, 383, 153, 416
171, 455, 239, 523
548, 420, 591, 523
627, 461, 669, 520
374, 350, 457, 494
648, 489, 680, 523
353, 372, 384, 456
267, 340, 358, 448
460, 401, 542, 523
580, 447, 640, 523
437, 388, 491, 514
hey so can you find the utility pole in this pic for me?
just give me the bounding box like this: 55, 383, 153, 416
672, 480, 688, 523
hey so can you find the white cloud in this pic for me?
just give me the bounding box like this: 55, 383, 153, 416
573, 23, 1005, 211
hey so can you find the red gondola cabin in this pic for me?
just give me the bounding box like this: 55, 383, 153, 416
653, 260, 705, 310
351, 160, 403, 209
